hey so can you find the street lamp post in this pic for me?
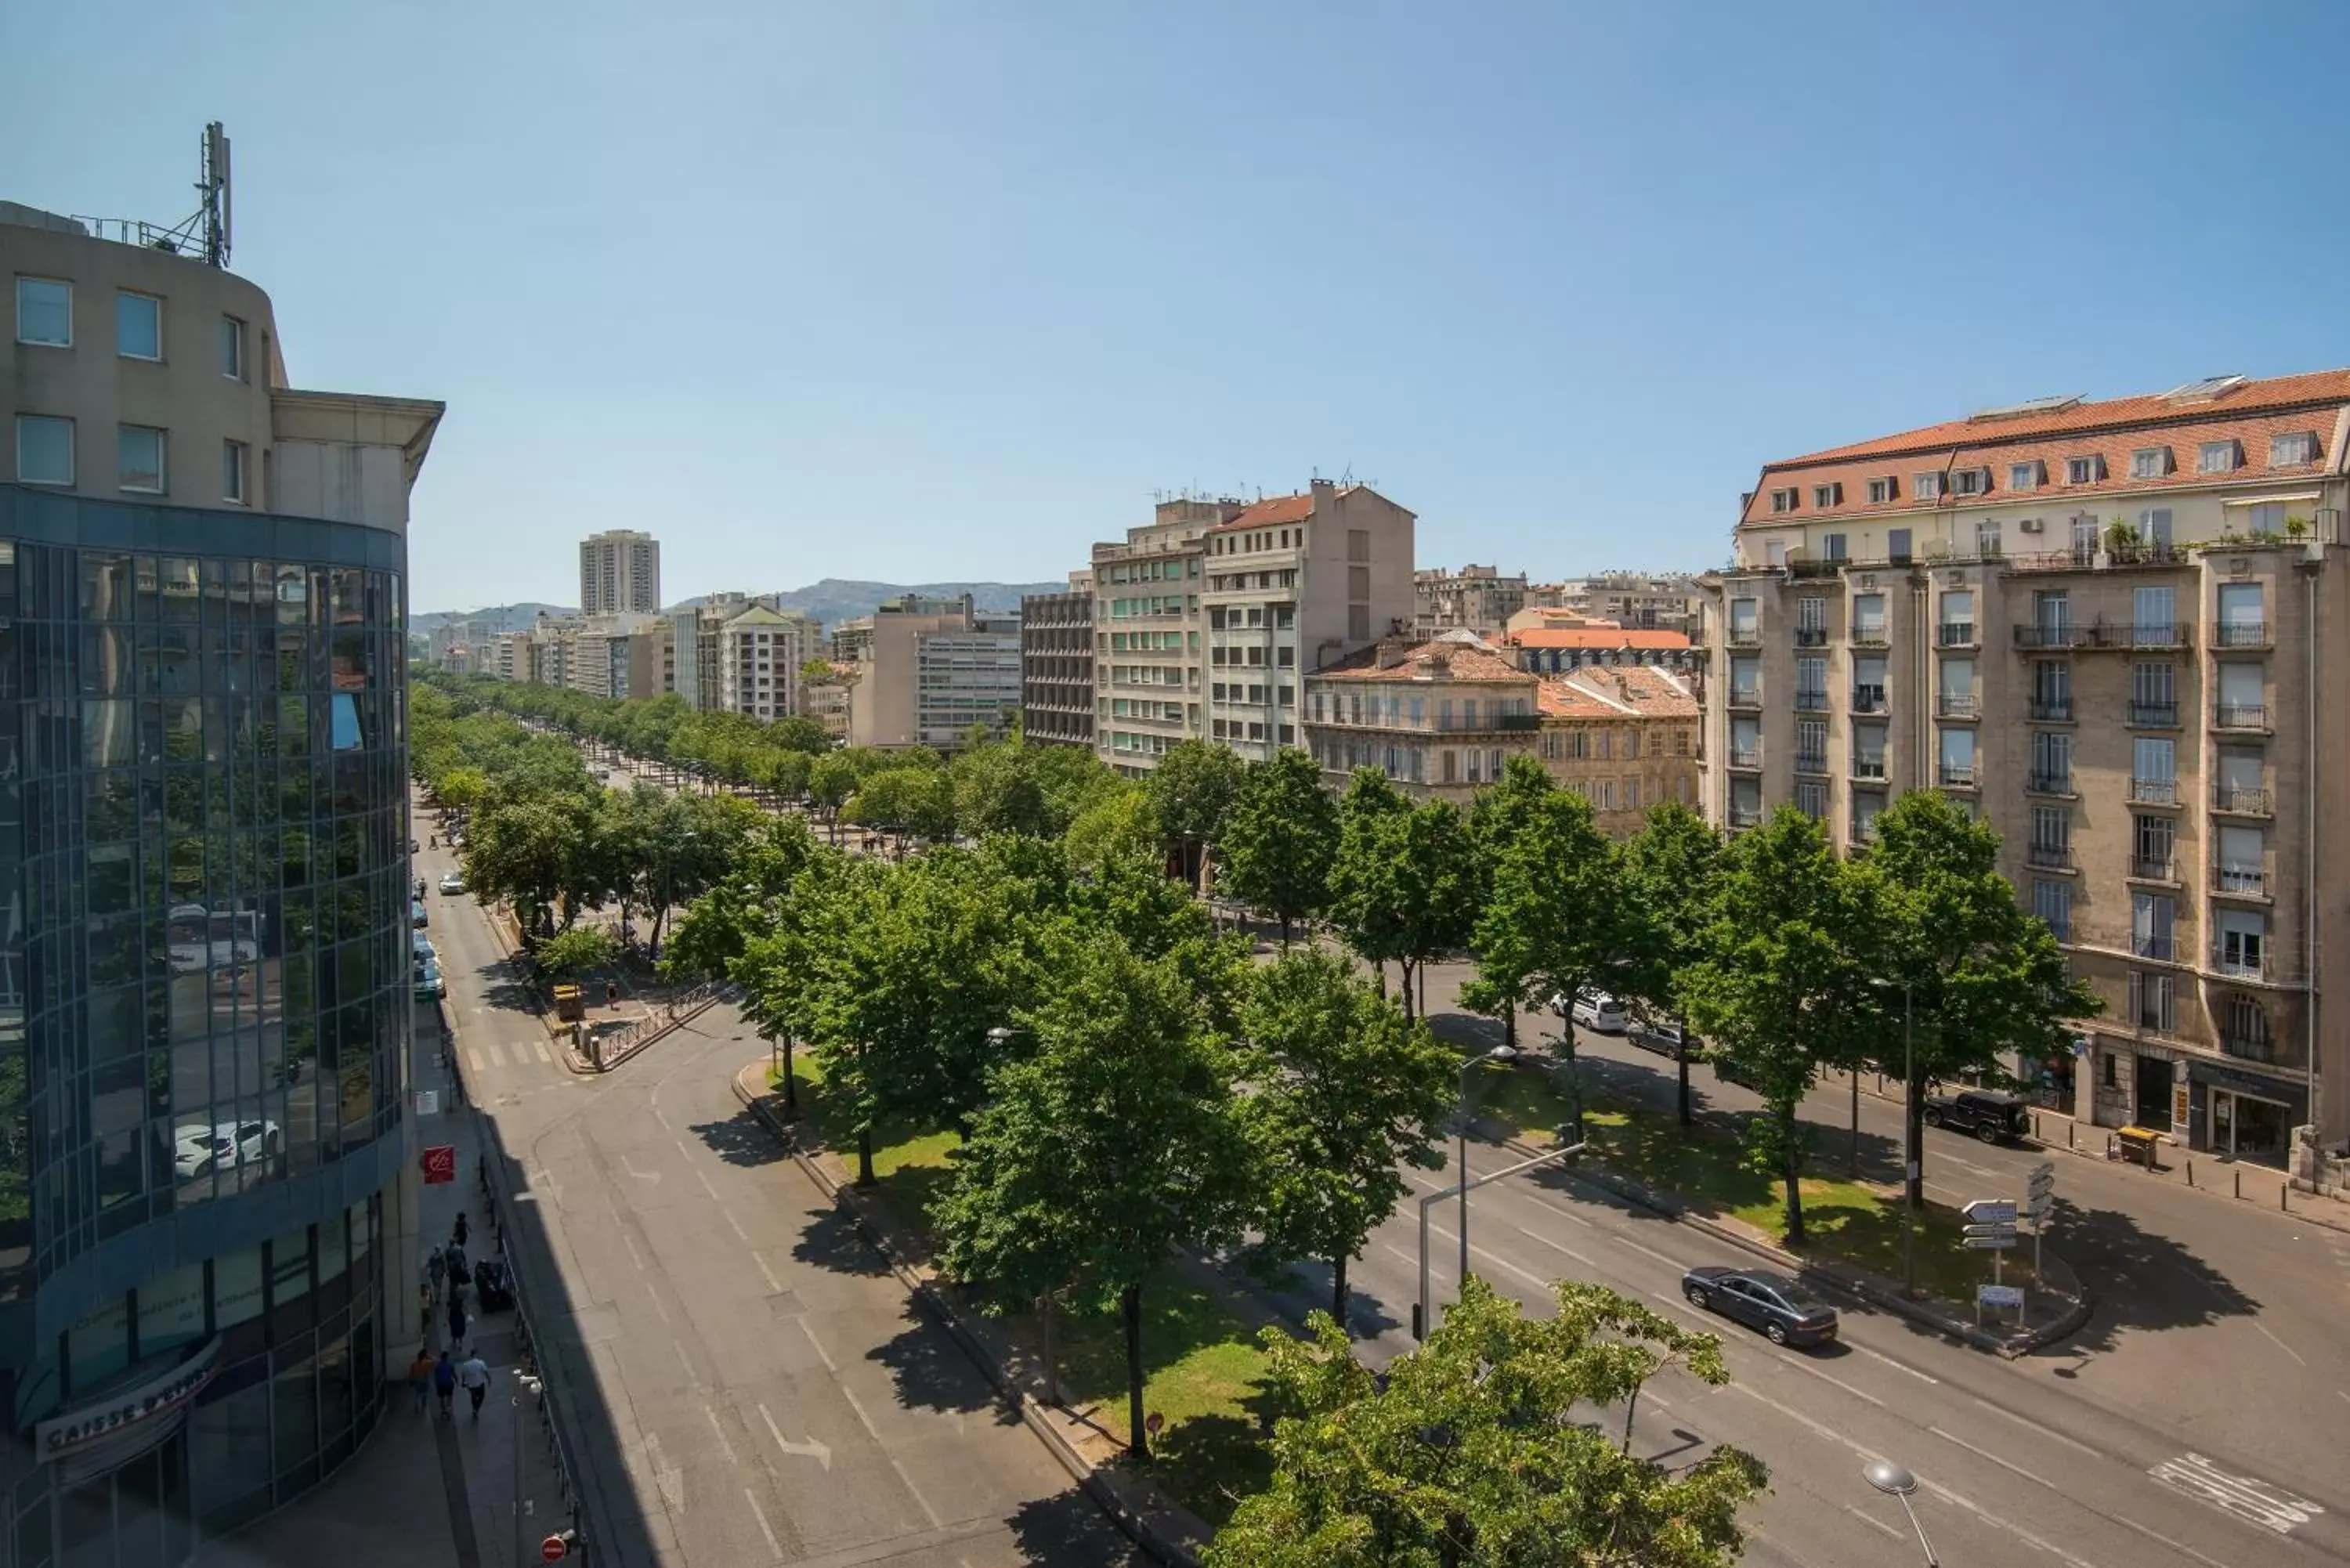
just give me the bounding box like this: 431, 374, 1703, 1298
1455, 1046, 1517, 1289
1862, 1459, 1939, 1566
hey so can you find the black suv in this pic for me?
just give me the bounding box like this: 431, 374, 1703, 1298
1922, 1086, 2030, 1144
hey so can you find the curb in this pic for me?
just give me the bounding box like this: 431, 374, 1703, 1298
728, 1066, 1201, 1568
1497, 1132, 2094, 1359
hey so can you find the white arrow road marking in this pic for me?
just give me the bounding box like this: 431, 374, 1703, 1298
759, 1403, 832, 1471
622, 1157, 662, 1183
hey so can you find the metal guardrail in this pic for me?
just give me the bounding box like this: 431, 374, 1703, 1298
581, 980, 739, 1071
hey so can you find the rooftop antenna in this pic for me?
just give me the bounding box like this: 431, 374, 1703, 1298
200, 122, 232, 267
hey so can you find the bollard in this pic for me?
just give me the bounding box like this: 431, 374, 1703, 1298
2281, 1183, 2289, 1212
2235, 1169, 2241, 1199
2186, 1158, 2193, 1187
2068, 1122, 2076, 1150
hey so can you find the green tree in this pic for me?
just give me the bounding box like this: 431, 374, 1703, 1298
536, 923, 618, 979
1618, 801, 1724, 1125
932, 930, 1253, 1462
1461, 762, 1622, 1126
1240, 949, 1455, 1324
1679, 807, 1873, 1245
1206, 1276, 1766, 1568
1219, 749, 1338, 945
1064, 786, 1159, 871
1146, 738, 1246, 891
808, 753, 860, 842
1860, 790, 2101, 1211
1327, 769, 1413, 998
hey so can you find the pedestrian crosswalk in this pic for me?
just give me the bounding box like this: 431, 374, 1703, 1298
459, 1036, 557, 1074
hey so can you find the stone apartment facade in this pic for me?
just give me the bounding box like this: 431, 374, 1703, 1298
1413, 564, 1529, 638
1699, 370, 2350, 1163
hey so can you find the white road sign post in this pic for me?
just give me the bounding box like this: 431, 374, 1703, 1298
2025, 1162, 2055, 1274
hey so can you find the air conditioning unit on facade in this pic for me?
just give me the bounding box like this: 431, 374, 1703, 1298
2018, 518, 2044, 533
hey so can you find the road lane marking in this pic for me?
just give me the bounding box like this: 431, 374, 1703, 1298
620, 1229, 646, 1270
703, 1404, 738, 1464
841, 1383, 945, 1528
1768, 1352, 1884, 1408
725, 1211, 750, 1242
2149, 1452, 2324, 1536
2250, 1321, 2308, 1367
797, 1317, 838, 1372
674, 1342, 698, 1389
1511, 1224, 1599, 1270
1929, 1424, 2051, 1487
483, 1042, 506, 1068
646, 1287, 671, 1324
1840, 1502, 1905, 1541
743, 1489, 783, 1559
1940, 1154, 1998, 1176
1612, 1234, 1685, 1270
759, 1403, 833, 1470
1846, 1342, 1937, 1384
1964, 1396, 2100, 1459
697, 1167, 721, 1201
754, 1252, 783, 1294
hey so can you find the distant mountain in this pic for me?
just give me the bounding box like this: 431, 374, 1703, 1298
412, 602, 576, 634
671, 579, 1068, 628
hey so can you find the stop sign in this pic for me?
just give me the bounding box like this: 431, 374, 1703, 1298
540, 1535, 569, 1563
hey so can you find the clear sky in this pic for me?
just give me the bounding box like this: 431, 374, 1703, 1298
12, 2, 2350, 613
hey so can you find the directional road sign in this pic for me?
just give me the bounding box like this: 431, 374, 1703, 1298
1963, 1235, 2018, 1250
1963, 1199, 2018, 1225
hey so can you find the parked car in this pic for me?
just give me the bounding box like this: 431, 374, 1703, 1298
1923, 1086, 2030, 1144
414, 961, 445, 1001
412, 932, 436, 967
411, 900, 429, 930
1628, 1014, 1690, 1060
1682, 1266, 1839, 1346
438, 871, 466, 895
1558, 991, 1627, 1034
173, 1119, 283, 1180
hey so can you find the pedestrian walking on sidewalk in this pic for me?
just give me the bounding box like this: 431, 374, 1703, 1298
407, 1346, 436, 1412
432, 1351, 457, 1418
452, 1211, 469, 1249
458, 1349, 491, 1418
446, 1295, 467, 1346
426, 1245, 446, 1304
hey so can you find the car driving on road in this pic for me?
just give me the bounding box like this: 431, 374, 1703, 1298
438, 871, 465, 895
1923, 1086, 2030, 1144
1553, 990, 1627, 1033
1682, 1265, 1839, 1346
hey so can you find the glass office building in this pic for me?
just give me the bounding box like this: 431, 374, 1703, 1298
2, 201, 441, 1564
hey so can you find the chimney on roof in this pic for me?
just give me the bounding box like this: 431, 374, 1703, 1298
1374, 637, 1414, 670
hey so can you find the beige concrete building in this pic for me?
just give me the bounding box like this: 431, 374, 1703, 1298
1413, 564, 1529, 638
570, 615, 663, 700
1502, 619, 1701, 676
1303, 634, 1697, 831
805, 666, 851, 744
844, 594, 1022, 750
1531, 571, 1702, 634
1701, 370, 2350, 1162
579, 528, 660, 616
1092, 499, 1224, 773
718, 603, 820, 721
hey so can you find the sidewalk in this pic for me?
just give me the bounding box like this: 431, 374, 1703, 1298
201, 1003, 575, 1567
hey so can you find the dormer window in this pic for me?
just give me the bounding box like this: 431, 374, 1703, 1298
2066, 454, 2106, 485
1951, 467, 1990, 497
1770, 488, 1799, 513
1867, 475, 1898, 504
1812, 482, 1843, 508
2269, 432, 2318, 467
2009, 461, 2044, 490
2199, 439, 2241, 475
1914, 471, 1944, 500
2131, 446, 2173, 479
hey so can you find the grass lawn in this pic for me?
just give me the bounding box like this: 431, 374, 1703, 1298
1458, 1052, 2034, 1304
766, 1050, 1279, 1526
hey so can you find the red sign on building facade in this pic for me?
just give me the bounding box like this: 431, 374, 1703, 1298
421, 1144, 457, 1184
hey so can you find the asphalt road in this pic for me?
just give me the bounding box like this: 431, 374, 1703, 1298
416, 825, 1142, 1568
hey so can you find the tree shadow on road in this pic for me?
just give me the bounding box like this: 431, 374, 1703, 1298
864, 1306, 1021, 1418
789, 1203, 894, 1278
2029, 1193, 2259, 1358
1006, 1487, 1155, 1566
687, 1109, 787, 1169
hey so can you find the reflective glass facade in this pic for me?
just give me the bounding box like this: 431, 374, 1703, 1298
0, 486, 409, 1566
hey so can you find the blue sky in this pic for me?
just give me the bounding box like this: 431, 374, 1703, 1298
12, 2, 2350, 612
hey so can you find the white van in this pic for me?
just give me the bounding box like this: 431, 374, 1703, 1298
1570, 992, 1628, 1034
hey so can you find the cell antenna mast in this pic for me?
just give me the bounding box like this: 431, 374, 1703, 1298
201, 122, 233, 267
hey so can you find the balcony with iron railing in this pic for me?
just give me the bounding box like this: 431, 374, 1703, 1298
2089, 622, 2191, 650
1849, 818, 1877, 846
2212, 702, 2270, 732
2214, 864, 2272, 898
2026, 771, 2074, 796
2012, 622, 2091, 649
2129, 776, 2179, 805
1937, 621, 1978, 649
2211, 620, 2272, 649
2027, 698, 2074, 721
1727, 746, 1762, 771
1936, 694, 1979, 719
1850, 686, 1887, 714
2129, 856, 2177, 883
2131, 932, 2178, 962
1794, 751, 1830, 775
2026, 841, 2074, 870
1729, 806, 1762, 829
1938, 763, 1977, 789
2128, 701, 2179, 728
2209, 942, 2277, 981
1852, 757, 1887, 781
1794, 688, 1831, 713
1726, 626, 1762, 648
1727, 686, 1763, 711
1794, 627, 1828, 647
2213, 785, 2272, 816
1850, 626, 1890, 648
